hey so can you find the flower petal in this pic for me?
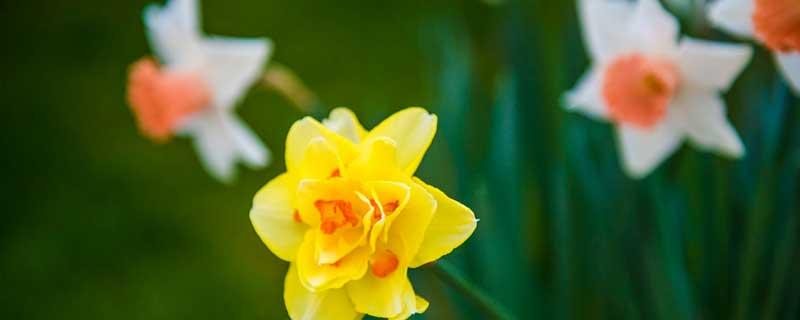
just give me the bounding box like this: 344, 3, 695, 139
296, 232, 370, 291
387, 181, 437, 260
297, 137, 344, 180
677, 37, 753, 91
200, 37, 271, 110
363, 108, 437, 175
563, 66, 609, 120
347, 137, 405, 182
250, 173, 306, 262
182, 112, 239, 181
616, 116, 684, 178
221, 113, 270, 168
143, 0, 202, 67
409, 178, 477, 268
707, 0, 755, 38
673, 90, 745, 158
285, 264, 362, 320
776, 53, 800, 94
630, 0, 680, 54
322, 108, 368, 144
388, 282, 429, 320
365, 181, 412, 250
577, 0, 636, 61
345, 239, 416, 318
180, 111, 267, 181
285, 117, 358, 174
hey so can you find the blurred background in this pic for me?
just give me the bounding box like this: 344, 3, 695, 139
1, 0, 798, 319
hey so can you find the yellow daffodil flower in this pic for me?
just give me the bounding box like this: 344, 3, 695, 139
250, 107, 478, 319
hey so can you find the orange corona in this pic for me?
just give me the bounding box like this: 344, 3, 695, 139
602, 54, 679, 129
753, 0, 800, 53
126, 58, 210, 141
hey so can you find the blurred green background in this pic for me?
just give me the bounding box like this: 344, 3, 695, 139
1, 0, 799, 319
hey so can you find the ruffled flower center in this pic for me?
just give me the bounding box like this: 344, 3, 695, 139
602, 53, 679, 129
753, 0, 800, 53
315, 199, 360, 234
126, 58, 210, 141
370, 199, 400, 222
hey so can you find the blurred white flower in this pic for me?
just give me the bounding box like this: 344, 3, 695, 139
708, 0, 800, 93
127, 0, 272, 182
565, 0, 752, 178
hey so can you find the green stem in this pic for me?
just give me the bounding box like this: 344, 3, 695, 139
261, 62, 325, 116
428, 260, 517, 320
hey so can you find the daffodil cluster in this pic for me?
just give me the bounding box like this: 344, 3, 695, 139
250, 108, 478, 320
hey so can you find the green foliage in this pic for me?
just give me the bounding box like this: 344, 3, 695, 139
1, 0, 798, 319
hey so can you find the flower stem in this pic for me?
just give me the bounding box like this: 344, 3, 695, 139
261, 62, 323, 115
428, 260, 517, 320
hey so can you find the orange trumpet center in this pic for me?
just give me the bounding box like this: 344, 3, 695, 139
315, 199, 360, 234
602, 54, 679, 129
753, 0, 800, 53
370, 249, 399, 278
126, 58, 210, 141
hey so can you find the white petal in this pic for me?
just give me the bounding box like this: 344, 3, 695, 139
577, 0, 636, 61
776, 53, 800, 94
200, 37, 272, 110
672, 90, 744, 158
629, 0, 680, 54
182, 112, 238, 182
563, 66, 609, 120
220, 113, 271, 168
143, 0, 202, 68
180, 111, 269, 181
616, 117, 684, 179
677, 37, 753, 91
707, 0, 755, 38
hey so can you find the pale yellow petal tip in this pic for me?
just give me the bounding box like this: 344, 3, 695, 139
324, 107, 368, 143
415, 295, 430, 313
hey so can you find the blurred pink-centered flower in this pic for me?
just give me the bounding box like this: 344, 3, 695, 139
126, 0, 272, 181
709, 0, 800, 94
565, 0, 752, 178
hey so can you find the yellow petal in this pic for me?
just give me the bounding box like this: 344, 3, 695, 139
388, 284, 429, 320
285, 117, 358, 174
346, 137, 405, 182
297, 232, 370, 291
387, 181, 437, 260
365, 181, 411, 250
297, 137, 344, 180
285, 263, 363, 320
409, 178, 477, 267
345, 239, 412, 318
322, 108, 368, 143
363, 108, 437, 175
250, 173, 307, 262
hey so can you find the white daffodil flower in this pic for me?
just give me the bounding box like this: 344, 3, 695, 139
127, 0, 272, 182
565, 0, 752, 178
708, 0, 800, 94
